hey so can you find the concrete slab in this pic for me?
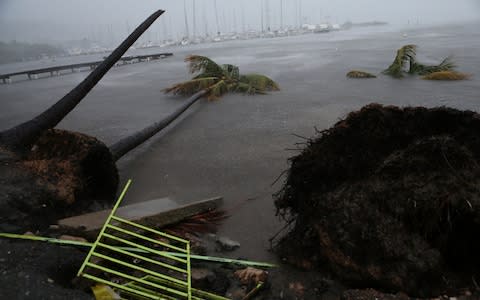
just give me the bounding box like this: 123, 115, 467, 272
57, 196, 222, 238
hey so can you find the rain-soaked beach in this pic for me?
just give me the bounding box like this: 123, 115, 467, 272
1, 22, 480, 297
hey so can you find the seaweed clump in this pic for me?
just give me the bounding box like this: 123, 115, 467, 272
346, 70, 377, 78
274, 104, 480, 297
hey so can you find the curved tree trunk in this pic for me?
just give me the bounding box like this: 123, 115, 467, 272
0, 10, 165, 154
110, 90, 207, 161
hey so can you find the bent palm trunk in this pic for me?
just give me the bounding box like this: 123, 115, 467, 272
0, 10, 165, 231
0, 10, 165, 154
110, 90, 207, 161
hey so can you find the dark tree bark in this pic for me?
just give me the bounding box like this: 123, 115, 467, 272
0, 10, 165, 154
110, 90, 207, 161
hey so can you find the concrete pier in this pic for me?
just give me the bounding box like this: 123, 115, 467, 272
0, 52, 173, 84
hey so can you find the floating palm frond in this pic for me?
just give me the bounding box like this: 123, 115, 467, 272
222, 64, 240, 80
234, 82, 260, 95
383, 44, 417, 78
240, 74, 280, 91
422, 71, 471, 81
186, 55, 224, 77
346, 70, 377, 78
411, 56, 456, 75
164, 55, 279, 100
208, 79, 230, 100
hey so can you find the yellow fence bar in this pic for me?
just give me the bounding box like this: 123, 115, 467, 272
106, 224, 187, 253
186, 242, 192, 299
82, 274, 161, 300
111, 215, 190, 244
78, 179, 133, 276
86, 263, 189, 298
102, 233, 187, 264
97, 242, 188, 274
128, 276, 230, 300
91, 252, 188, 286
122, 283, 177, 300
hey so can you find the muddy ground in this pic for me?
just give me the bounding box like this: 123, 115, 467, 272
1, 22, 480, 299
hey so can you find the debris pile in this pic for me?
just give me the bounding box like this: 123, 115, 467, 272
275, 104, 480, 297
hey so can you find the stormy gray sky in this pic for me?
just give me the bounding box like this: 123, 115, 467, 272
0, 0, 479, 44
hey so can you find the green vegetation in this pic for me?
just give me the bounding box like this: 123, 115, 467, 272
422, 71, 471, 81
164, 55, 279, 100
411, 56, 456, 75
382, 44, 456, 78
346, 70, 377, 78
382, 44, 418, 78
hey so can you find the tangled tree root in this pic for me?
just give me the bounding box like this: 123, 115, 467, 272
274, 104, 480, 297
0, 129, 118, 231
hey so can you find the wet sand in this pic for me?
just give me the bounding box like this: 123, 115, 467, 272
1, 22, 480, 278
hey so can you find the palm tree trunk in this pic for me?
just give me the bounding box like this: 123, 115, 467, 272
109, 90, 207, 161
0, 10, 165, 154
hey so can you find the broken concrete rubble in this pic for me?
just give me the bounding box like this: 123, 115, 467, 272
216, 236, 241, 251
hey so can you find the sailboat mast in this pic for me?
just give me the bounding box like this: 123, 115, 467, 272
203, 2, 209, 36
261, 0, 264, 32
183, 0, 190, 38
266, 0, 270, 31
192, 0, 196, 38
241, 4, 246, 33
214, 0, 220, 34
299, 0, 302, 27
161, 16, 167, 41
280, 0, 284, 29
233, 9, 237, 33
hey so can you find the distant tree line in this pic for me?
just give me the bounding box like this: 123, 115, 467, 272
0, 41, 66, 64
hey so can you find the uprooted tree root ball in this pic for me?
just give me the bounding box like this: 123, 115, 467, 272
0, 129, 118, 231
274, 104, 480, 297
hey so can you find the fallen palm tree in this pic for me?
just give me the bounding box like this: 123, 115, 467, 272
411, 56, 456, 75
0, 10, 194, 231
382, 44, 457, 78
274, 104, 480, 297
0, 21, 280, 232
163, 55, 279, 100
382, 44, 418, 78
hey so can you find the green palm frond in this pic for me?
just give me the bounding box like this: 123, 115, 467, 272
422, 71, 470, 80
164, 55, 279, 100
163, 77, 218, 96
346, 70, 377, 78
411, 56, 456, 75
221, 64, 240, 80
239, 74, 280, 92
208, 80, 229, 100
185, 55, 225, 77
232, 82, 259, 95
383, 44, 417, 78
